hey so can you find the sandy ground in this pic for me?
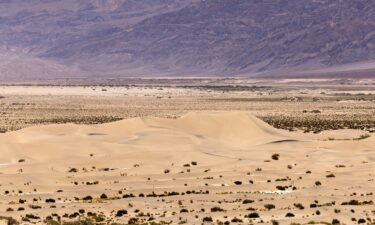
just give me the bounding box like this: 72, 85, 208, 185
0, 111, 374, 225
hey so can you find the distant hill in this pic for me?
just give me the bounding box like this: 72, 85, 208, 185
0, 0, 374, 79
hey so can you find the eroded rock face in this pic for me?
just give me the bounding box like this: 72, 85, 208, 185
0, 0, 374, 78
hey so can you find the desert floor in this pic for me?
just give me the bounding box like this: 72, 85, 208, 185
0, 79, 374, 225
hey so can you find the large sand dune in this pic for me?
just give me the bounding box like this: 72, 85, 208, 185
0, 112, 294, 163
0, 111, 374, 224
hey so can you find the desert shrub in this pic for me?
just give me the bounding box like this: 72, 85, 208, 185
340, 199, 374, 205
68, 168, 78, 173
123, 193, 135, 198
271, 154, 280, 160
242, 199, 254, 204
357, 218, 366, 224
276, 185, 287, 191
115, 210, 128, 217
25, 214, 40, 220
45, 199, 56, 203
285, 212, 295, 217
202, 217, 213, 222
247, 212, 260, 218
211, 207, 225, 212
82, 196, 93, 201
294, 203, 304, 210
29, 205, 41, 209
264, 204, 275, 210
231, 217, 242, 222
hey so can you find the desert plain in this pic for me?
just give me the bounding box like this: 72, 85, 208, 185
0, 78, 374, 225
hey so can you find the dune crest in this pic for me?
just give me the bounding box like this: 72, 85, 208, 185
0, 111, 292, 162
143, 111, 293, 145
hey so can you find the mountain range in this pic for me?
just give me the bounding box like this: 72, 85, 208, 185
0, 0, 374, 79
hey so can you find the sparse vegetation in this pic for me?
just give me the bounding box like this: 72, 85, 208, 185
246, 212, 260, 218
271, 154, 280, 160
264, 204, 276, 210
353, 134, 370, 140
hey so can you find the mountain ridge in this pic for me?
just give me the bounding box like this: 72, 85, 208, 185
0, 0, 374, 79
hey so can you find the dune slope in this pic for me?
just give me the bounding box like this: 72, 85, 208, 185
0, 111, 373, 224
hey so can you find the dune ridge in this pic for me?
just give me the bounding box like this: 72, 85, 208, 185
0, 111, 294, 163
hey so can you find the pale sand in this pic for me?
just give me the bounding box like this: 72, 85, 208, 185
0, 111, 374, 224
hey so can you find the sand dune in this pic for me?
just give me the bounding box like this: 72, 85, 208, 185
0, 111, 373, 224
0, 111, 294, 163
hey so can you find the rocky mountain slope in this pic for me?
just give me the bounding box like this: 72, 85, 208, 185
0, 0, 374, 79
